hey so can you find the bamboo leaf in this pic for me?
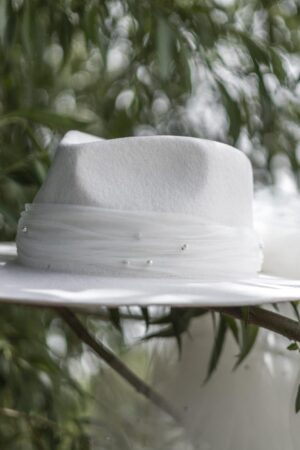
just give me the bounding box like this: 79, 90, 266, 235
0, 110, 91, 131
234, 30, 270, 66
142, 325, 177, 340
234, 323, 259, 369
211, 311, 217, 336
205, 315, 228, 381
217, 80, 241, 144
156, 16, 174, 81
140, 307, 150, 329
225, 316, 239, 345
291, 301, 300, 323
295, 385, 300, 414
270, 48, 287, 83
287, 342, 299, 351
142, 308, 203, 355
108, 308, 122, 333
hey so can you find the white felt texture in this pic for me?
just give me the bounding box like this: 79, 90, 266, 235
60, 130, 103, 146
35, 136, 253, 227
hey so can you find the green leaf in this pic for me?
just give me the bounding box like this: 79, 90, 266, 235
270, 48, 287, 83
295, 385, 300, 414
108, 308, 122, 333
291, 301, 300, 322
142, 308, 202, 356
234, 322, 259, 369
225, 316, 239, 345
156, 16, 174, 81
287, 342, 299, 351
0, 110, 91, 132
234, 30, 270, 66
169, 308, 185, 354
205, 315, 228, 382
142, 325, 178, 340
211, 311, 217, 336
150, 308, 207, 325
217, 80, 241, 144
140, 307, 150, 329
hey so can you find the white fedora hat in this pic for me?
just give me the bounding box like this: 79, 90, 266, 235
1, 132, 300, 308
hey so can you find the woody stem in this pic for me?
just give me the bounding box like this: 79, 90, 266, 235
57, 307, 182, 424
213, 306, 300, 342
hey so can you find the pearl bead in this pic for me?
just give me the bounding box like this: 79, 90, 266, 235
122, 259, 130, 266
146, 259, 153, 266
22, 226, 28, 233
181, 244, 188, 251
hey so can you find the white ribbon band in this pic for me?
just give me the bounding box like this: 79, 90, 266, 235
16, 203, 262, 279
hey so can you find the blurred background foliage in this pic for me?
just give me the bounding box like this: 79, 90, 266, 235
0, 0, 300, 448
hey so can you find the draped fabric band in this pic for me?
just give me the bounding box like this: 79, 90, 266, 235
16, 203, 263, 279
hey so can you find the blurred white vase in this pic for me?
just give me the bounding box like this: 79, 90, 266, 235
155, 314, 299, 450
91, 312, 300, 450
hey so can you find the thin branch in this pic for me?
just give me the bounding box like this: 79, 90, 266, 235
57, 307, 182, 424
213, 306, 300, 342
2, 298, 300, 418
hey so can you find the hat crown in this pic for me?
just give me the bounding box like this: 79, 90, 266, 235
34, 134, 253, 228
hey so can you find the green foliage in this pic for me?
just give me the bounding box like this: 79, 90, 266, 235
291, 301, 300, 322
142, 307, 207, 355
205, 315, 228, 381
233, 321, 259, 369
0, 305, 94, 449
0, 0, 300, 447
287, 342, 299, 351
204, 313, 258, 380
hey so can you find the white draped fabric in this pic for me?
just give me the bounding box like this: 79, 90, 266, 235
17, 203, 262, 279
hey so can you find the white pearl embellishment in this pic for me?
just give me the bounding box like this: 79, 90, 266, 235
22, 226, 28, 233
146, 259, 153, 265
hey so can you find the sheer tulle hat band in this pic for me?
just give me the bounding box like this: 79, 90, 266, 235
16, 203, 263, 279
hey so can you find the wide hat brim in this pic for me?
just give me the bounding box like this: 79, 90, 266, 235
1, 243, 300, 308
